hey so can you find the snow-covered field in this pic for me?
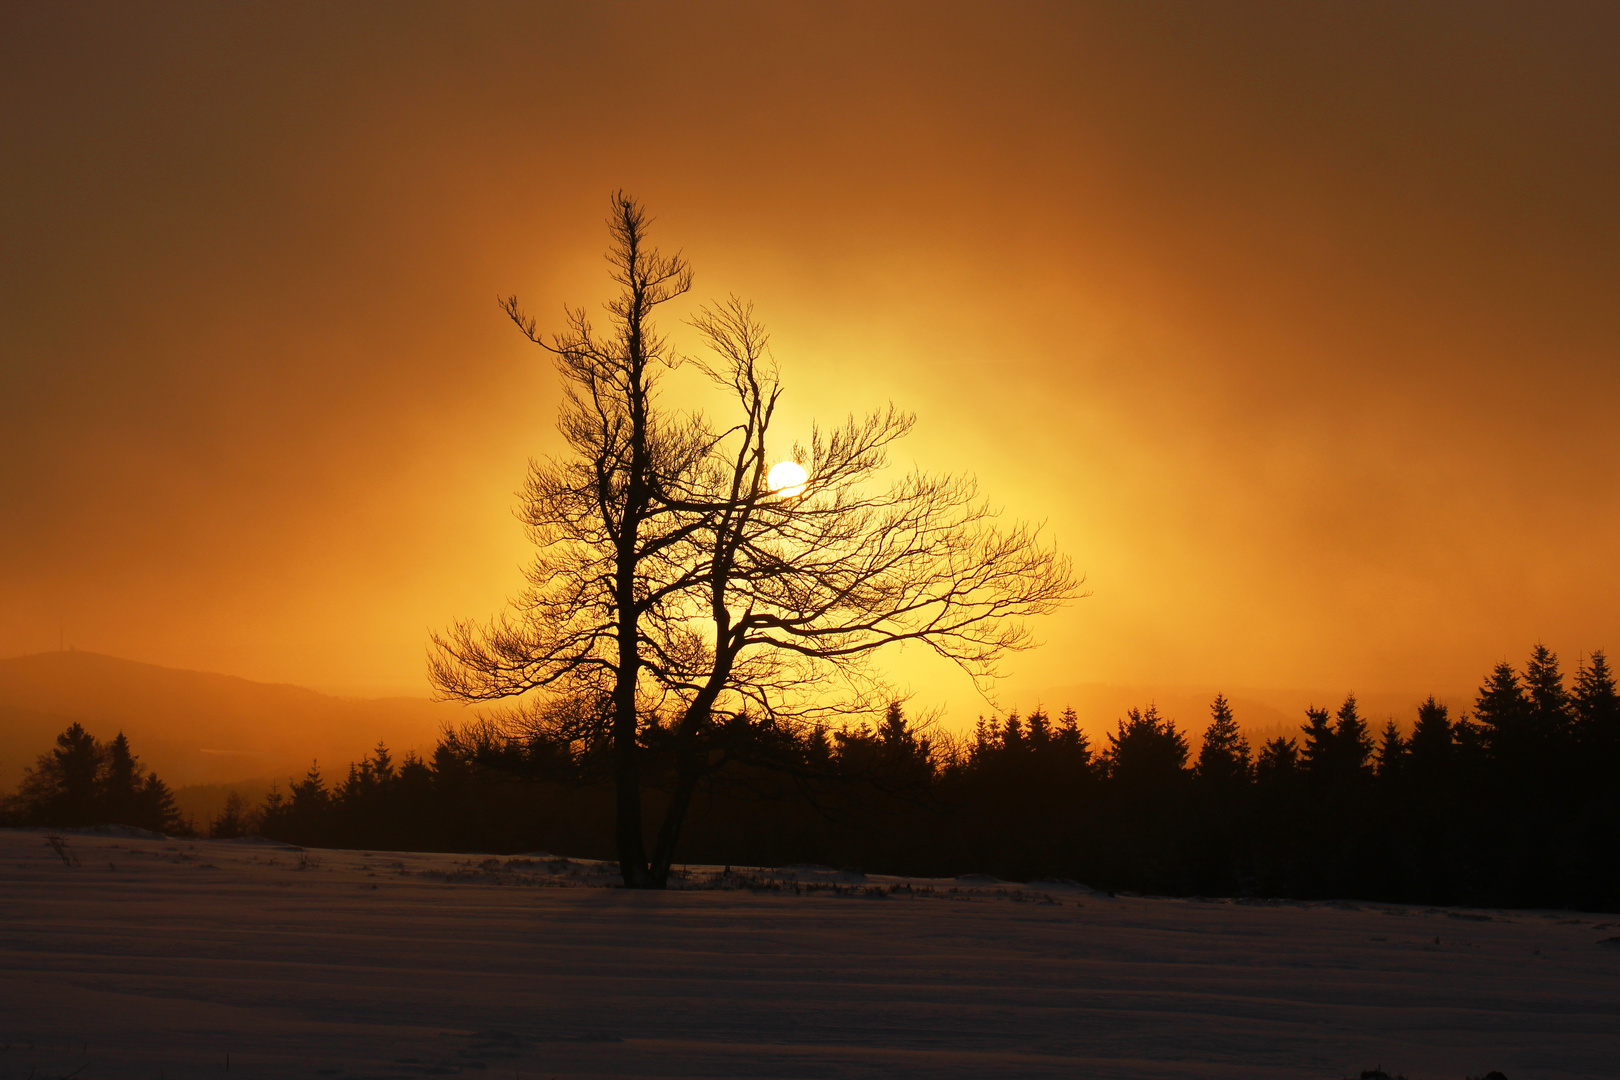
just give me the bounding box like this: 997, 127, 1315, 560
2, 829, 1616, 1079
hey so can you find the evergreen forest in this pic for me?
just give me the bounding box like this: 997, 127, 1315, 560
5, 722, 184, 835
7, 645, 1619, 911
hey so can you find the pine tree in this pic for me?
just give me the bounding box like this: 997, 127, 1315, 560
1402, 696, 1463, 904
1252, 736, 1303, 894
1375, 719, 1406, 780
1053, 707, 1095, 776
135, 773, 183, 834
1256, 736, 1299, 782
1001, 711, 1026, 753
1099, 705, 1190, 892
1105, 705, 1189, 785
871, 701, 931, 780
1451, 708, 1489, 779
1026, 707, 1052, 748
1571, 651, 1620, 906
102, 732, 143, 824
1475, 660, 1529, 762
1332, 694, 1374, 778
1522, 644, 1573, 751
1573, 651, 1619, 757
263, 761, 334, 845
1300, 706, 1334, 774
1195, 694, 1251, 786
973, 715, 994, 755
1408, 696, 1453, 772
211, 792, 250, 839
10, 726, 181, 833
16, 723, 103, 827
1187, 695, 1252, 894
880, 701, 907, 744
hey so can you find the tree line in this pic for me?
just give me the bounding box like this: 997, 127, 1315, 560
3, 722, 184, 834
6, 644, 1616, 909
15, 643, 1609, 910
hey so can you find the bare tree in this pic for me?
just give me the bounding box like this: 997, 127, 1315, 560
432, 193, 1078, 888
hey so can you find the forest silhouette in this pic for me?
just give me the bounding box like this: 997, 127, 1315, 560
12, 644, 1615, 911
7, 722, 183, 834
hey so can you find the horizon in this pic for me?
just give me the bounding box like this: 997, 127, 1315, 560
0, 642, 1520, 750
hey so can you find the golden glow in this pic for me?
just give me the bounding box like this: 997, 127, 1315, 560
3, 5, 1618, 743
767, 461, 809, 497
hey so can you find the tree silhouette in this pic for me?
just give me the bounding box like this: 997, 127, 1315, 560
1300, 706, 1334, 775
103, 733, 142, 822
1375, 719, 1406, 779
27, 722, 102, 826
1330, 695, 1374, 780
206, 641, 1620, 909
1408, 696, 1453, 776
1191, 695, 1252, 893
1100, 705, 1189, 891
1106, 705, 1189, 783
10, 725, 181, 832
1195, 694, 1250, 787
1475, 661, 1530, 762
1251, 733, 1304, 891
1571, 652, 1620, 903
431, 193, 1077, 887
1573, 651, 1619, 755
210, 791, 251, 839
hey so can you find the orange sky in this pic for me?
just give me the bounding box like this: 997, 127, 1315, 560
3, 2, 1619, 734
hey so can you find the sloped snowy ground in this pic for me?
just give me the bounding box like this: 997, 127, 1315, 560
2, 828, 1616, 1079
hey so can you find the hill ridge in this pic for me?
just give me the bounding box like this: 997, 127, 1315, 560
0, 650, 466, 792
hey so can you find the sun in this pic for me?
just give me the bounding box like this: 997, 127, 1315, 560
767, 460, 809, 497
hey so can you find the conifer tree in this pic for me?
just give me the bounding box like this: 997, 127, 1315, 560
1375, 719, 1406, 779
1251, 735, 1303, 893
1106, 706, 1189, 788
1475, 660, 1530, 762
1001, 711, 1026, 753
1522, 645, 1574, 754
1571, 650, 1620, 905
1408, 696, 1453, 772
1026, 707, 1052, 748
1399, 696, 1464, 903
1572, 651, 1619, 756
135, 773, 183, 834
1186, 695, 1251, 893
102, 732, 142, 822
11, 726, 181, 833
1300, 706, 1334, 774
1332, 695, 1374, 778
1053, 707, 1094, 769
1256, 736, 1299, 782
211, 792, 251, 839
1195, 694, 1251, 786
261, 762, 335, 845
15, 723, 101, 827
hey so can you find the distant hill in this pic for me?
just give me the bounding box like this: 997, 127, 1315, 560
0, 651, 471, 793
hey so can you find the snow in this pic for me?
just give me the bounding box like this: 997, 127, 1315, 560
2, 828, 1617, 1079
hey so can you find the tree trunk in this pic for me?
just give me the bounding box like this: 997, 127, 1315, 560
646, 650, 733, 887
648, 750, 707, 888
613, 714, 650, 888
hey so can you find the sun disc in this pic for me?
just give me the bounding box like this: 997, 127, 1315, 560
767, 460, 809, 496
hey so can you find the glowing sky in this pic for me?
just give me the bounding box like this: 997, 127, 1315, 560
4, 3, 1618, 730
